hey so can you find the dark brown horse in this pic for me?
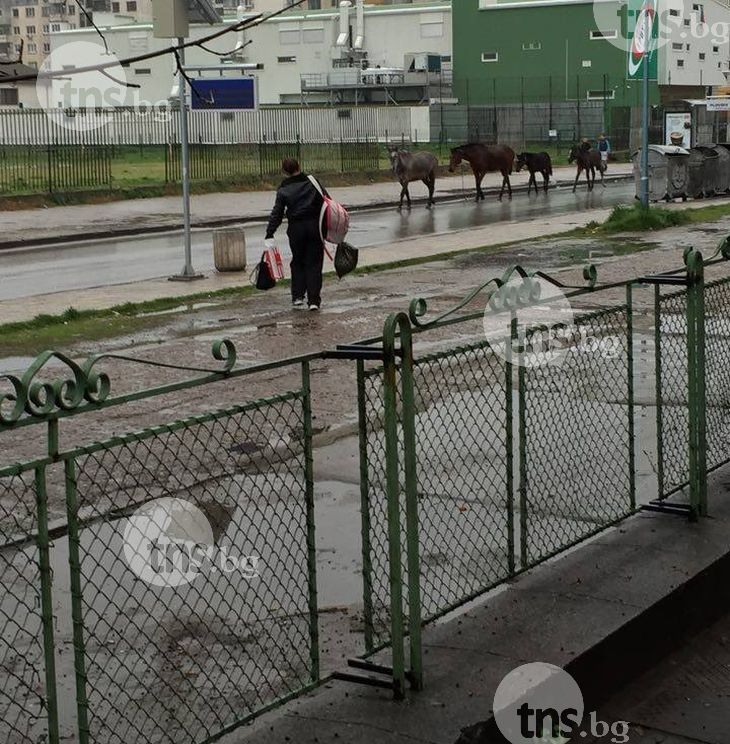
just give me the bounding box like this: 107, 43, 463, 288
448, 143, 515, 201
569, 143, 606, 192
515, 151, 553, 194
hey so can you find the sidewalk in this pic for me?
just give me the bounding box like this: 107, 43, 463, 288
0, 163, 634, 248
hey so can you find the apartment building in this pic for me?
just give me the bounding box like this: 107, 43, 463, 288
0, 0, 153, 66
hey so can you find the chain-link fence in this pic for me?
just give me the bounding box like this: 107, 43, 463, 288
0, 350, 320, 744
521, 306, 635, 565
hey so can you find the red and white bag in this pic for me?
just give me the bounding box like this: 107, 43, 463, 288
264, 244, 284, 279
308, 175, 350, 245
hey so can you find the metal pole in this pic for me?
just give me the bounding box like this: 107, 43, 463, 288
640, 8, 650, 208
170, 40, 203, 281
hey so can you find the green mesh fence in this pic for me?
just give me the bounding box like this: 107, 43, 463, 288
702, 276, 730, 473
64, 395, 315, 744
0, 467, 51, 744
360, 341, 512, 650
655, 286, 691, 497
521, 307, 635, 564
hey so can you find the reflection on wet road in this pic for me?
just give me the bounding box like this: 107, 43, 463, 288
0, 181, 635, 301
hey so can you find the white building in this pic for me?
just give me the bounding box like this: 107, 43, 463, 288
43, 0, 451, 108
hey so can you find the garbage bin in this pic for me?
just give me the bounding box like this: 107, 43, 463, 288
688, 145, 720, 197
710, 144, 730, 194
632, 145, 690, 201
213, 228, 247, 272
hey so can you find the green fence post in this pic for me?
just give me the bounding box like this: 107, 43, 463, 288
36, 465, 60, 744
301, 361, 320, 682
356, 359, 375, 654
517, 324, 528, 569
686, 250, 707, 518
654, 283, 665, 498
627, 283, 636, 511
393, 315, 423, 692
506, 315, 516, 575
64, 459, 90, 744
382, 312, 408, 699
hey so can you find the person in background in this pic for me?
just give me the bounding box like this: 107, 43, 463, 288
265, 157, 326, 311
598, 133, 611, 168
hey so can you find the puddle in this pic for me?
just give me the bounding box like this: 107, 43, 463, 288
0, 356, 37, 374
141, 302, 221, 317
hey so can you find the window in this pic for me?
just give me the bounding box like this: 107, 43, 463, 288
26, 25, 35, 34
43, 42, 49, 52
279, 28, 300, 45
420, 21, 443, 38
25, 8, 35, 17
51, 23, 60, 31
586, 89, 615, 100
692, 3, 699, 8
126, 1, 137, 10
441, 55, 451, 62
522, 42, 541, 51
11, 9, 18, 17
713, 45, 720, 52
12, 26, 20, 35
42, 24, 48, 32
302, 27, 324, 44
42, 8, 49, 16
134, 67, 150, 75
672, 42, 683, 50
590, 30, 617, 39
686, 43, 691, 50
27, 41, 36, 52
277, 55, 296, 63
669, 8, 679, 15
684, 18, 690, 25
111, 2, 119, 11
677, 59, 684, 67
67, 4, 75, 13
0, 89, 19, 105
700, 52, 705, 60
481, 51, 498, 62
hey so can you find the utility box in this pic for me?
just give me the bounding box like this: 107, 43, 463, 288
152, 0, 189, 39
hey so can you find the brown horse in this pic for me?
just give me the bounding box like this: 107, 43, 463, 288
448, 143, 515, 201
569, 143, 606, 192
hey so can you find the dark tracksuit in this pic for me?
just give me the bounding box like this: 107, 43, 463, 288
265, 172, 327, 307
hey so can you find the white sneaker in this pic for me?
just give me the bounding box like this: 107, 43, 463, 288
308, 304, 319, 311
292, 299, 305, 308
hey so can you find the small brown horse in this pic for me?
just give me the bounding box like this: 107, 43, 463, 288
569, 143, 606, 192
448, 143, 515, 201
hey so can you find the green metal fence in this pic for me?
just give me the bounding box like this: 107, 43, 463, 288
0, 347, 320, 744
2, 246, 730, 739
164, 140, 382, 183
0, 145, 112, 195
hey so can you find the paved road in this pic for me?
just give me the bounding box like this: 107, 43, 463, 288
0, 181, 635, 301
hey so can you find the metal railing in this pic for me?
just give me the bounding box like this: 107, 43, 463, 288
2, 244, 730, 740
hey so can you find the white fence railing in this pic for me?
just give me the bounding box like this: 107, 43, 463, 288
0, 106, 429, 146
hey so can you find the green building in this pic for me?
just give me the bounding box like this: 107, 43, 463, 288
452, 0, 661, 109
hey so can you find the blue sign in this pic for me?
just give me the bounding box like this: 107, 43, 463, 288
190, 78, 256, 109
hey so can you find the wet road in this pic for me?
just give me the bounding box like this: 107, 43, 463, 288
0, 181, 635, 301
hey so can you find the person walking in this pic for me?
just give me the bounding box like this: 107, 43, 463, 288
265, 157, 327, 311
598, 133, 611, 169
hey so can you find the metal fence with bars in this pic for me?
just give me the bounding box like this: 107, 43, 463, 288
2, 246, 730, 741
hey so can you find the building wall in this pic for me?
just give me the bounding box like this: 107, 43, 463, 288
46, 2, 450, 106
452, 0, 730, 106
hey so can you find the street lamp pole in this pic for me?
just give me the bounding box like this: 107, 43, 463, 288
170, 40, 202, 281
640, 4, 650, 208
